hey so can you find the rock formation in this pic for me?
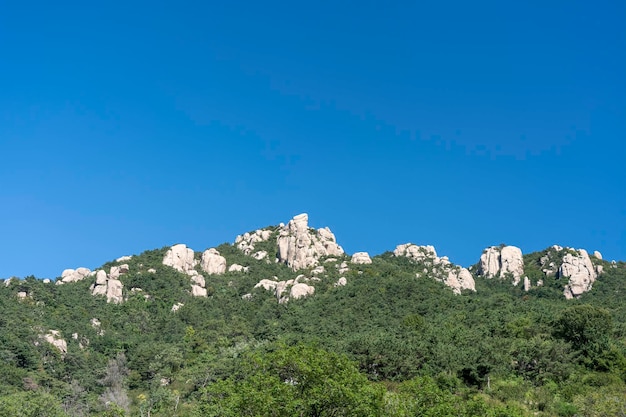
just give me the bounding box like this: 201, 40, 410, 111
42, 330, 67, 356
228, 264, 249, 273
395, 243, 475, 294
253, 275, 315, 303
201, 248, 226, 275
163, 244, 196, 273
58, 267, 91, 284
351, 252, 372, 264
477, 246, 524, 285
560, 249, 599, 299
235, 229, 273, 255
91, 268, 124, 304
277, 213, 344, 271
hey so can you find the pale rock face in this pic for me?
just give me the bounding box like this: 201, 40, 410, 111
255, 279, 279, 291
394, 244, 438, 261
163, 244, 196, 273
17, 291, 28, 299
235, 229, 273, 255
254, 276, 315, 303
311, 266, 325, 275
338, 261, 350, 274
191, 275, 206, 288
444, 268, 476, 294
42, 330, 67, 356
395, 243, 476, 294
91, 267, 125, 303
61, 267, 91, 283
277, 213, 344, 271
478, 246, 524, 285
201, 248, 226, 275
335, 277, 347, 287
290, 283, 315, 300
116, 255, 132, 262
351, 252, 372, 264
43, 279, 51, 284
253, 251, 268, 260
560, 249, 598, 299
524, 276, 531, 292
228, 264, 249, 273
593, 251, 603, 260
191, 285, 208, 297
171, 303, 184, 312
147, 268, 156, 274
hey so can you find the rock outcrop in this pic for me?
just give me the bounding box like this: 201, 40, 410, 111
477, 246, 524, 285
560, 249, 598, 299
395, 243, 475, 294
228, 264, 249, 273
163, 244, 196, 273
42, 330, 67, 356
90, 268, 124, 304
253, 275, 315, 303
201, 248, 226, 275
58, 267, 91, 284
351, 252, 372, 264
235, 229, 273, 255
277, 213, 344, 271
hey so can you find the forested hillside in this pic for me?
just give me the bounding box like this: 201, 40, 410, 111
1, 216, 625, 416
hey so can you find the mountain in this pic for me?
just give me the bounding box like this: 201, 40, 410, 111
1, 213, 625, 416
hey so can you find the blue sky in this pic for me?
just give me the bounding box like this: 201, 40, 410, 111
1, 0, 624, 278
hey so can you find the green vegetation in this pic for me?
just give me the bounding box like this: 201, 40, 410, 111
0, 242, 625, 416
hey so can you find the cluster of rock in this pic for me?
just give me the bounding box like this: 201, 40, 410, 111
554, 248, 602, 299
90, 265, 127, 304
235, 229, 273, 256
162, 244, 227, 297
251, 275, 316, 303
41, 330, 68, 356
394, 243, 475, 294
57, 267, 92, 284
477, 246, 525, 286
277, 214, 344, 270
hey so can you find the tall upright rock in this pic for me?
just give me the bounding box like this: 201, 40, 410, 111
560, 249, 598, 299
277, 213, 344, 271
163, 244, 196, 273
478, 245, 524, 285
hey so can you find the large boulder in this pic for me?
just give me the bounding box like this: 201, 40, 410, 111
59, 267, 91, 284
42, 330, 67, 356
394, 243, 438, 261
163, 244, 196, 273
445, 268, 476, 294
478, 245, 524, 285
560, 249, 598, 299
351, 252, 372, 264
277, 213, 344, 271
201, 248, 226, 275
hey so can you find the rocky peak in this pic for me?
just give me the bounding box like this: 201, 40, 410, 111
277, 213, 344, 271
477, 245, 524, 285
560, 249, 599, 299
394, 243, 475, 294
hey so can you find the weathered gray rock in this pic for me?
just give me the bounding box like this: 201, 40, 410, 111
351, 252, 372, 264
171, 303, 184, 312
335, 277, 347, 287
191, 285, 208, 297
91, 267, 124, 303
253, 250, 268, 260
394, 243, 438, 261
478, 246, 524, 285
42, 330, 67, 356
60, 267, 91, 284
593, 251, 602, 260
290, 283, 315, 300
116, 255, 132, 262
228, 264, 249, 273
235, 229, 273, 254
201, 248, 226, 275
395, 243, 475, 294
444, 267, 475, 294
561, 249, 598, 299
277, 213, 344, 271
163, 244, 196, 273
254, 278, 279, 291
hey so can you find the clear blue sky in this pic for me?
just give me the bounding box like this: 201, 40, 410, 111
1, 1, 624, 278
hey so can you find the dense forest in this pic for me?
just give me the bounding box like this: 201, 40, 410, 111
1, 224, 625, 416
